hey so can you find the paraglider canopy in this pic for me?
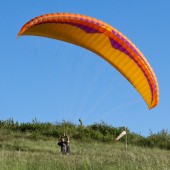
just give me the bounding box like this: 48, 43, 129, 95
18, 12, 159, 109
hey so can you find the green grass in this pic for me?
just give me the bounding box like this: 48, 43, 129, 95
0, 130, 170, 170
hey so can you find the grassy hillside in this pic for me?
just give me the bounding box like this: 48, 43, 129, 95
0, 129, 170, 170
1, 118, 170, 150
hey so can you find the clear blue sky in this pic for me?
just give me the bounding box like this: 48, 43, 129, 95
0, 1, 169, 136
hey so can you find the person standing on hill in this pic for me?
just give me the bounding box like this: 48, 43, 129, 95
58, 134, 70, 155
58, 136, 67, 154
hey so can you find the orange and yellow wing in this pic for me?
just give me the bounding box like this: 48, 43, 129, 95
18, 13, 159, 109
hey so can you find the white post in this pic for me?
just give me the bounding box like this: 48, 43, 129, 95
125, 127, 128, 159
125, 127, 128, 149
